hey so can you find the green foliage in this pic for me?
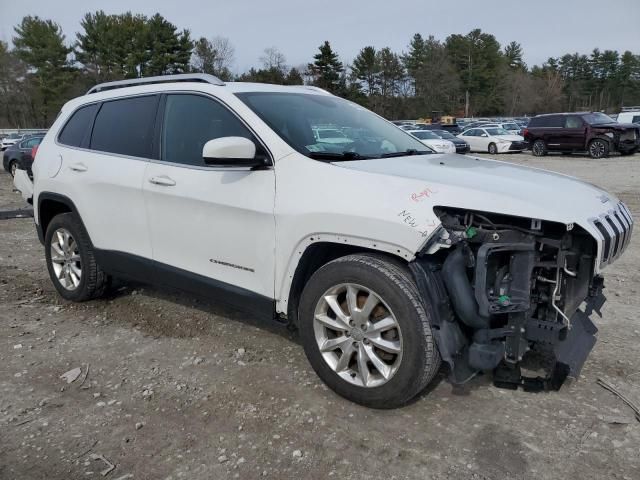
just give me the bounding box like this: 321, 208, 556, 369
307, 41, 344, 93
13, 16, 74, 126
2, 15, 640, 128
75, 11, 192, 81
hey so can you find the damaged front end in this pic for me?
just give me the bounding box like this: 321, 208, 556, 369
411, 208, 616, 392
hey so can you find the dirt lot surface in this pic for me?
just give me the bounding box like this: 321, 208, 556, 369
1, 152, 640, 480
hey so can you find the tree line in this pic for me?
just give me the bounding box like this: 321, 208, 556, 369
1, 11, 639, 128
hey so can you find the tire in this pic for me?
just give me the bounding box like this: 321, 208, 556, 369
531, 139, 547, 157
588, 139, 609, 159
9, 161, 17, 177
44, 212, 109, 302
298, 254, 441, 408
488, 143, 498, 155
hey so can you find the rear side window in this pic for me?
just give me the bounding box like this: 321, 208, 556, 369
58, 104, 99, 147
161, 94, 255, 166
91, 95, 159, 159
530, 115, 563, 128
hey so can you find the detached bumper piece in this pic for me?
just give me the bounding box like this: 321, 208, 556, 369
493, 307, 599, 392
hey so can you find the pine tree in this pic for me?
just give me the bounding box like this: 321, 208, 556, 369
13, 16, 73, 126
351, 46, 380, 96
307, 41, 344, 93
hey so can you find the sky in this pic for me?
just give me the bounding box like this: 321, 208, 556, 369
1, 0, 639, 73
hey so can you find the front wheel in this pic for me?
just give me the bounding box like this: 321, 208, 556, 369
589, 139, 609, 159
9, 161, 17, 177
298, 254, 440, 408
488, 143, 498, 155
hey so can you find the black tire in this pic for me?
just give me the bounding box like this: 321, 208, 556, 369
298, 254, 441, 408
9, 160, 17, 177
488, 143, 498, 155
44, 212, 109, 302
531, 139, 547, 156
588, 139, 609, 159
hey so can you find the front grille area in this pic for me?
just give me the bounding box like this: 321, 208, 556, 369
592, 202, 634, 266
620, 129, 638, 142
509, 141, 527, 150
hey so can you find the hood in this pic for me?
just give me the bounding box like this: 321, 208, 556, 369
494, 134, 524, 141
593, 122, 639, 130
334, 153, 617, 228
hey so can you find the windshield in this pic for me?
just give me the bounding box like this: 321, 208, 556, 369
236, 92, 431, 159
410, 130, 439, 140
8, 133, 20, 139
486, 128, 510, 136
583, 112, 614, 125
435, 130, 455, 139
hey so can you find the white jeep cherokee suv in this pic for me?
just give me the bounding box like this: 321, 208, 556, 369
27, 74, 633, 408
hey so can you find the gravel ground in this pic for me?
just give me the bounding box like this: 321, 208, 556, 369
1, 151, 639, 480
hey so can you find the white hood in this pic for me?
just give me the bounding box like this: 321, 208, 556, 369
335, 153, 617, 229
494, 134, 524, 142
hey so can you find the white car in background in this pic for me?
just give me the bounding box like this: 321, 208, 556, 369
617, 111, 640, 125
458, 127, 527, 154
407, 130, 456, 154
1, 133, 25, 151
477, 122, 522, 135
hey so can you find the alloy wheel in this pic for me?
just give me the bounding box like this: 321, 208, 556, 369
10, 162, 17, 177
533, 140, 545, 156
50, 228, 82, 290
313, 283, 403, 388
590, 140, 606, 159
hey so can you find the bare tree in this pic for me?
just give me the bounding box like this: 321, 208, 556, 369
260, 47, 287, 72
191, 36, 235, 80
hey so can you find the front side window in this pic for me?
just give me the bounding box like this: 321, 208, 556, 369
161, 94, 256, 167
236, 92, 430, 160
59, 104, 99, 148
565, 116, 583, 128
91, 95, 159, 158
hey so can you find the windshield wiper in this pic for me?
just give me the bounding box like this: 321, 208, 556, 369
307, 151, 371, 161
379, 149, 432, 158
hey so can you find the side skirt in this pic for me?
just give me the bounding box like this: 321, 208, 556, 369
94, 249, 276, 322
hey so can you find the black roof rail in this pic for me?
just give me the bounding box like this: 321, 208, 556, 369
86, 73, 225, 94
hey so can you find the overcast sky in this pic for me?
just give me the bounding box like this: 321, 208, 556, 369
1, 0, 639, 73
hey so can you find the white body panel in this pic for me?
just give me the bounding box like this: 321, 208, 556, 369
13, 169, 33, 202
142, 162, 276, 297
31, 80, 629, 317
418, 139, 456, 154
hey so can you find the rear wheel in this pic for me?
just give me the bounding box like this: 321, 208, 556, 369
298, 254, 440, 408
9, 161, 17, 177
532, 139, 547, 156
45, 213, 109, 302
488, 143, 498, 155
588, 139, 609, 159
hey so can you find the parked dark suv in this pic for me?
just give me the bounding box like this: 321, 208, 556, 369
524, 112, 640, 158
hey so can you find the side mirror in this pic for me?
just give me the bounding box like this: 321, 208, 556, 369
202, 137, 265, 167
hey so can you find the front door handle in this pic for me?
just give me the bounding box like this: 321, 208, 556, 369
149, 175, 176, 186
69, 163, 87, 172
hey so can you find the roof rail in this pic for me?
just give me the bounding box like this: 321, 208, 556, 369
87, 73, 225, 95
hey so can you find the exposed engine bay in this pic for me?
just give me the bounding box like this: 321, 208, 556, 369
411, 208, 609, 391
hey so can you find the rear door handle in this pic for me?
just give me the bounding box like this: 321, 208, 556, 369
69, 163, 87, 172
149, 175, 176, 187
